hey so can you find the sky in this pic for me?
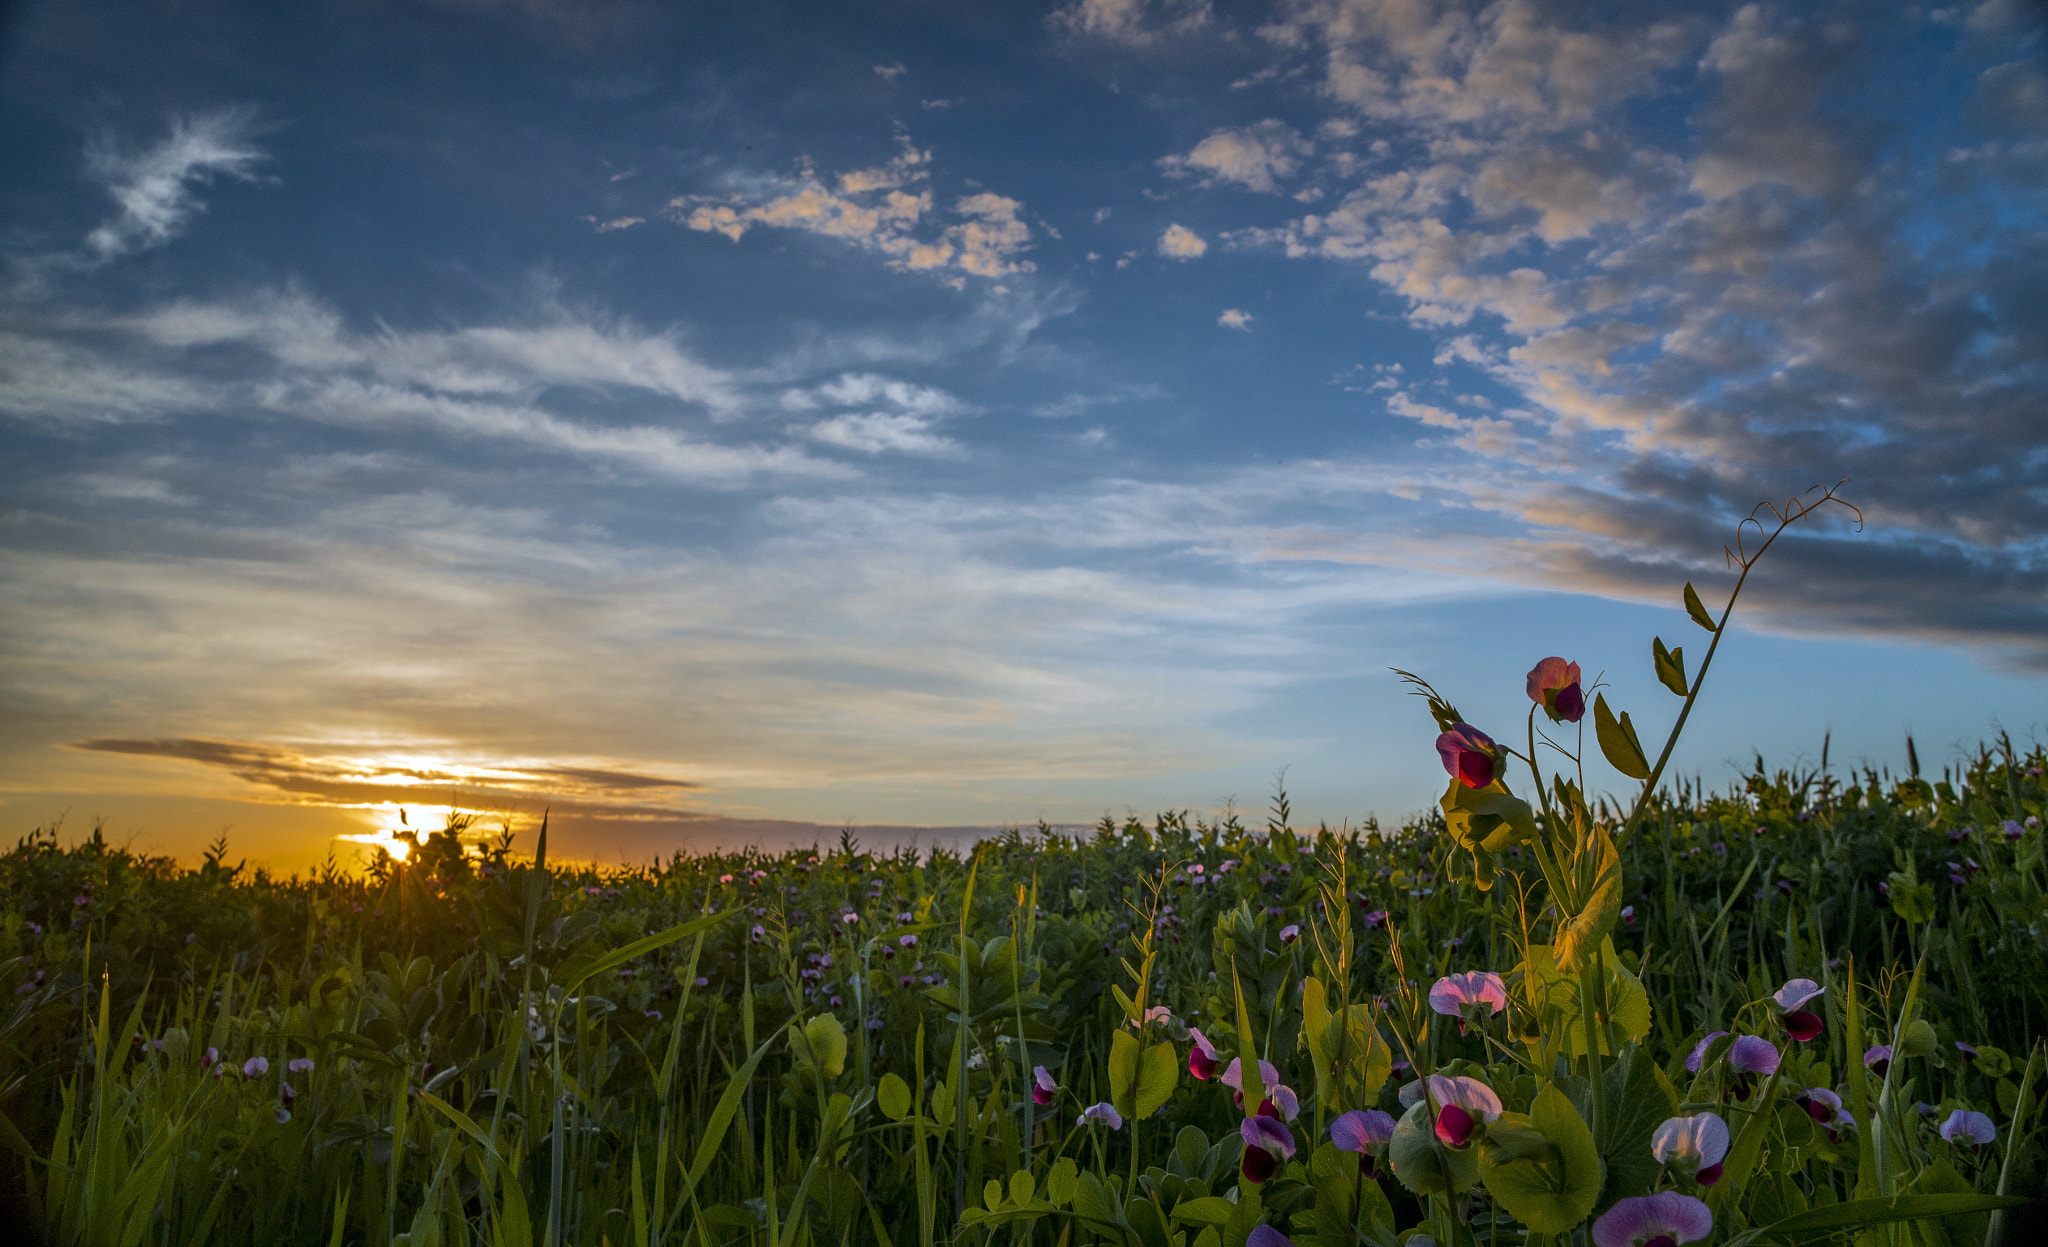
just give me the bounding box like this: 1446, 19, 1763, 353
1, 0, 2043, 872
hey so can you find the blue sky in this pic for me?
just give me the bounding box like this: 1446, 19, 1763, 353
2, 0, 2043, 869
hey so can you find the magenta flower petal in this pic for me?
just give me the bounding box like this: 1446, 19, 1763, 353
1553, 681, 1585, 723
1526, 657, 1586, 723
1436, 724, 1497, 789
1434, 1103, 1477, 1147
1426, 1074, 1503, 1123
1783, 1010, 1824, 1042
1032, 1065, 1057, 1105
1863, 1044, 1892, 1078
1428, 970, 1508, 1018
1330, 1108, 1397, 1155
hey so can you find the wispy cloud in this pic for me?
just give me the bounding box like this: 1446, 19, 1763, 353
1049, 0, 1212, 46
84, 107, 267, 260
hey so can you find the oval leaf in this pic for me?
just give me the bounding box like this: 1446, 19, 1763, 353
1594, 693, 1654, 780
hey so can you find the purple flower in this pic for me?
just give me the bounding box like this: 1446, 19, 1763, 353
1437, 724, 1498, 789
1863, 1045, 1892, 1079
1329, 1109, 1397, 1176
1077, 1102, 1122, 1130
2004, 819, 2026, 840
1591, 1192, 1713, 1247
1526, 657, 1586, 723
1239, 1114, 1297, 1183
1246, 1229, 1296, 1247
1428, 971, 1507, 1034
1187, 1028, 1220, 1080
1955, 1040, 1978, 1061
1361, 909, 1389, 929
1427, 1075, 1502, 1148
899, 933, 917, 948
1685, 1031, 1729, 1074
1772, 979, 1825, 1042
695, 976, 709, 988
243, 1056, 269, 1078
1621, 905, 1636, 925
1279, 924, 1299, 944
1727, 1036, 1781, 1101
288, 1058, 314, 1074
1940, 1110, 1996, 1146
1651, 1113, 1728, 1187
1032, 1065, 1058, 1106
200, 1047, 218, 1070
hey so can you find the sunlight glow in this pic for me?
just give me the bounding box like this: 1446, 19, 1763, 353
337, 828, 413, 861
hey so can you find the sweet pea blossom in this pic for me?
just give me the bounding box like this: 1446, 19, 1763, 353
1772, 979, 1826, 1042
1685, 1032, 1729, 1074
1436, 724, 1498, 789
1428, 971, 1507, 1035
1795, 1087, 1856, 1141
1077, 1102, 1122, 1130
1651, 1113, 1729, 1186
1330, 1109, 1398, 1176
1727, 1036, 1781, 1101
1031, 1066, 1057, 1106
200, 1047, 219, 1071
1187, 1029, 1221, 1080
288, 1058, 314, 1074
1247, 1229, 1297, 1247
1591, 1192, 1714, 1247
1279, 924, 1300, 944
1526, 657, 1586, 724
1129, 1005, 1173, 1030
1427, 1075, 1503, 1148
1940, 1111, 1996, 1145
1239, 1114, 1297, 1183
243, 1056, 269, 1078
1864, 1045, 1893, 1079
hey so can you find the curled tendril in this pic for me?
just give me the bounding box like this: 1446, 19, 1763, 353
1727, 480, 1863, 570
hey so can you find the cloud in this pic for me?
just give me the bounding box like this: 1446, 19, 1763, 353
674, 142, 1034, 280
84, 107, 267, 260
1218, 308, 1253, 329
807, 412, 959, 455
874, 62, 907, 79
1049, 0, 1212, 47
1162, 120, 1312, 193
1158, 223, 1208, 258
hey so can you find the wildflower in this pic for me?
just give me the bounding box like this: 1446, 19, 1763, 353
694, 976, 709, 988
1436, 724, 1498, 789
750, 925, 765, 943
897, 975, 915, 987
1754, 825, 1767, 838
1526, 656, 1585, 723
840, 912, 859, 925
867, 1018, 883, 1031
73, 896, 89, 906
1955, 1040, 1978, 1061
1427, 1075, 1502, 1148
1279, 924, 1299, 944
1428, 971, 1507, 1034
829, 995, 842, 1009
1362, 909, 1389, 929
646, 1010, 662, 1021
1247, 1229, 1296, 1247
1651, 1112, 1729, 1186
1727, 1036, 1780, 1100
2029, 815, 2041, 830
1077, 1102, 1122, 1130
900, 934, 917, 948
2006, 820, 2026, 840
288, 1058, 314, 1074
1939, 1111, 1996, 1146
1190, 863, 1204, 875
718, 874, 734, 884
243, 1056, 269, 1078
1863, 1045, 1893, 1079
280, 1079, 296, 1105
1130, 1005, 1173, 1030
274, 1107, 291, 1124
1591, 1192, 1713, 1247
1713, 842, 1728, 855
1239, 1115, 1297, 1183
1187, 1028, 1221, 1080
1329, 1109, 1397, 1176
1795, 1088, 1855, 1143
1621, 905, 1636, 925
1772, 979, 1825, 1042
1032, 1066, 1058, 1106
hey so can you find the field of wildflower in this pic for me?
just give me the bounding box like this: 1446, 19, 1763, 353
4, 491, 2045, 1247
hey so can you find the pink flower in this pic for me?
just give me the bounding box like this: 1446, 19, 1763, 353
1526, 657, 1585, 724
1187, 1028, 1221, 1080
1239, 1115, 1297, 1183
1361, 909, 1389, 929
1772, 979, 1825, 1042
1651, 1113, 1728, 1186
899, 934, 917, 948
1426, 1075, 1502, 1148
1591, 1192, 1713, 1247
1940, 1110, 1996, 1145
1329, 1109, 1397, 1176
1436, 724, 1498, 789
1031, 1065, 1057, 1106
1428, 971, 1507, 1034
1795, 1088, 1855, 1142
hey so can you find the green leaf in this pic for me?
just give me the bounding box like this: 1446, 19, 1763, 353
553, 908, 735, 998
1551, 830, 1621, 976
1722, 1194, 2028, 1246
796, 1014, 846, 1079
1440, 780, 1540, 891
1389, 1100, 1480, 1196
1168, 1196, 1236, 1228
1134, 1040, 1179, 1120
1519, 941, 1650, 1056
1652, 637, 1688, 697
1594, 693, 1654, 780
1045, 1157, 1079, 1206
1108, 1028, 1141, 1118
1478, 1084, 1602, 1234
876, 1073, 911, 1122
1684, 582, 1718, 633
1311, 1003, 1394, 1111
